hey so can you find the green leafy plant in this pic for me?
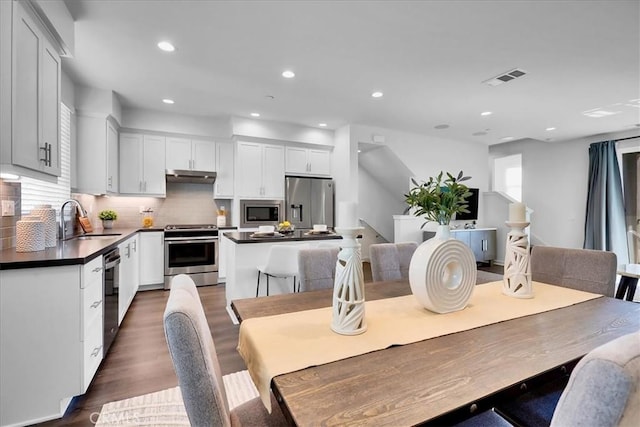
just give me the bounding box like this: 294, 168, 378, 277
98, 210, 118, 221
405, 171, 472, 227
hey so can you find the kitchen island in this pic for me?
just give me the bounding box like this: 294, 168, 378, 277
221, 230, 344, 312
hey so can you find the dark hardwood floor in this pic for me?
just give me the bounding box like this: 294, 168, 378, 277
35, 261, 501, 426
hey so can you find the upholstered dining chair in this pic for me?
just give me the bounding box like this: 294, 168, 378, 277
298, 246, 340, 291
164, 274, 287, 426
256, 244, 307, 297
494, 246, 619, 427
369, 242, 418, 282
530, 245, 617, 297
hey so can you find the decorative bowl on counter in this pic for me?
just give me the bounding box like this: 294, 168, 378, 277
277, 221, 295, 234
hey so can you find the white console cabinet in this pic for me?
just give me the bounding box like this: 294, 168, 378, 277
424, 228, 497, 265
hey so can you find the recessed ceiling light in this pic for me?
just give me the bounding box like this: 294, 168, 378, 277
546, 127, 556, 131
157, 41, 175, 52
251, 112, 260, 117
501, 136, 515, 141
162, 99, 174, 104
282, 70, 295, 78
582, 108, 622, 118
371, 91, 383, 98
481, 111, 492, 116
434, 124, 450, 129
318, 123, 327, 127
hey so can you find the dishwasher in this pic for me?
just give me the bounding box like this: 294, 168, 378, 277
103, 248, 121, 356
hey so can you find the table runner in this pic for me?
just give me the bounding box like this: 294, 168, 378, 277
237, 281, 601, 411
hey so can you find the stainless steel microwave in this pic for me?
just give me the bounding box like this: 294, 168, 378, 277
239, 199, 284, 228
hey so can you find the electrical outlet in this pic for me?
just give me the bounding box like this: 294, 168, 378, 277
2, 200, 15, 216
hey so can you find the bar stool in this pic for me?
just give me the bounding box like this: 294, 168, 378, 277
256, 245, 306, 297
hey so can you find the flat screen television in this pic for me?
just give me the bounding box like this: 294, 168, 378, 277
454, 187, 479, 221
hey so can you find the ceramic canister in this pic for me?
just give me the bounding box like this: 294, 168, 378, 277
16, 216, 45, 252
31, 204, 57, 247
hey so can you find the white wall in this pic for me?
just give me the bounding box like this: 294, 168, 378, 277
358, 166, 399, 241
351, 125, 490, 194
333, 125, 358, 223
121, 108, 230, 138
231, 116, 334, 146
75, 86, 122, 124
489, 130, 639, 249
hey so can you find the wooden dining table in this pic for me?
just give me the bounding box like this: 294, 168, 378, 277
231, 280, 640, 426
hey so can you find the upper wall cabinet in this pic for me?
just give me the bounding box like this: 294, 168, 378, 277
76, 113, 119, 194
214, 141, 234, 198
165, 137, 215, 172
236, 141, 284, 199
119, 133, 166, 196
285, 146, 331, 176
0, 1, 62, 178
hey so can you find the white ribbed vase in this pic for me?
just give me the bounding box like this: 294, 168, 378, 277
16, 216, 45, 252
331, 227, 367, 335
31, 204, 57, 247
409, 225, 477, 313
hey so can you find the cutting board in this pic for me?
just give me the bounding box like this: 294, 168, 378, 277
78, 215, 93, 233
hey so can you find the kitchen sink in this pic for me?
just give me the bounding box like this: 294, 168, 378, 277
71, 233, 122, 240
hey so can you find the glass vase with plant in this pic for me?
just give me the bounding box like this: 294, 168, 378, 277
405, 171, 472, 227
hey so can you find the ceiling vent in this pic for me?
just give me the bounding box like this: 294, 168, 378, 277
483, 68, 527, 87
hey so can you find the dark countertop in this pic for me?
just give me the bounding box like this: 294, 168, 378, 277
223, 229, 343, 244
0, 227, 164, 270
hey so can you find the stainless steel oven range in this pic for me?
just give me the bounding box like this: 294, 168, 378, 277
164, 224, 219, 289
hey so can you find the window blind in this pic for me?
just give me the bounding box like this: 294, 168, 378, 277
20, 103, 72, 215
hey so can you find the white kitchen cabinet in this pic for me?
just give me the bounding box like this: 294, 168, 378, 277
80, 256, 105, 391
285, 146, 331, 176
166, 137, 215, 171
76, 113, 119, 194
139, 232, 165, 286
236, 141, 284, 199
214, 141, 234, 198
119, 133, 166, 196
1, 1, 61, 178
0, 259, 105, 426
118, 234, 139, 323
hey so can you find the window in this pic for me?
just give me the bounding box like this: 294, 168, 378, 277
493, 154, 522, 201
20, 103, 71, 215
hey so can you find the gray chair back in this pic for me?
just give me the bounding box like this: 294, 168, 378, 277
531, 246, 617, 297
551, 331, 640, 426
369, 242, 418, 282
164, 274, 231, 427
298, 247, 339, 291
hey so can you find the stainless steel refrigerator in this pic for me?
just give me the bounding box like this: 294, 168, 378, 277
285, 176, 334, 229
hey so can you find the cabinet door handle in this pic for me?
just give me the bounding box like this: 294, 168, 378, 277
92, 267, 103, 273
108, 176, 112, 187
126, 244, 131, 258
47, 143, 52, 166
40, 144, 48, 164
90, 300, 103, 309
132, 240, 137, 252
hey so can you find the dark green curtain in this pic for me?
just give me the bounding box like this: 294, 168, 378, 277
584, 140, 628, 264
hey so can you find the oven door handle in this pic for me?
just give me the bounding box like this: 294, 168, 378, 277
165, 237, 218, 242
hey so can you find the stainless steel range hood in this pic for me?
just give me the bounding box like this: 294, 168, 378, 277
166, 169, 216, 184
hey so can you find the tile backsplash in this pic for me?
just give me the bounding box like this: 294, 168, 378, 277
75, 182, 228, 230
0, 180, 21, 250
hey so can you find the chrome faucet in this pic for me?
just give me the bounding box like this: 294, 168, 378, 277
60, 199, 88, 240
